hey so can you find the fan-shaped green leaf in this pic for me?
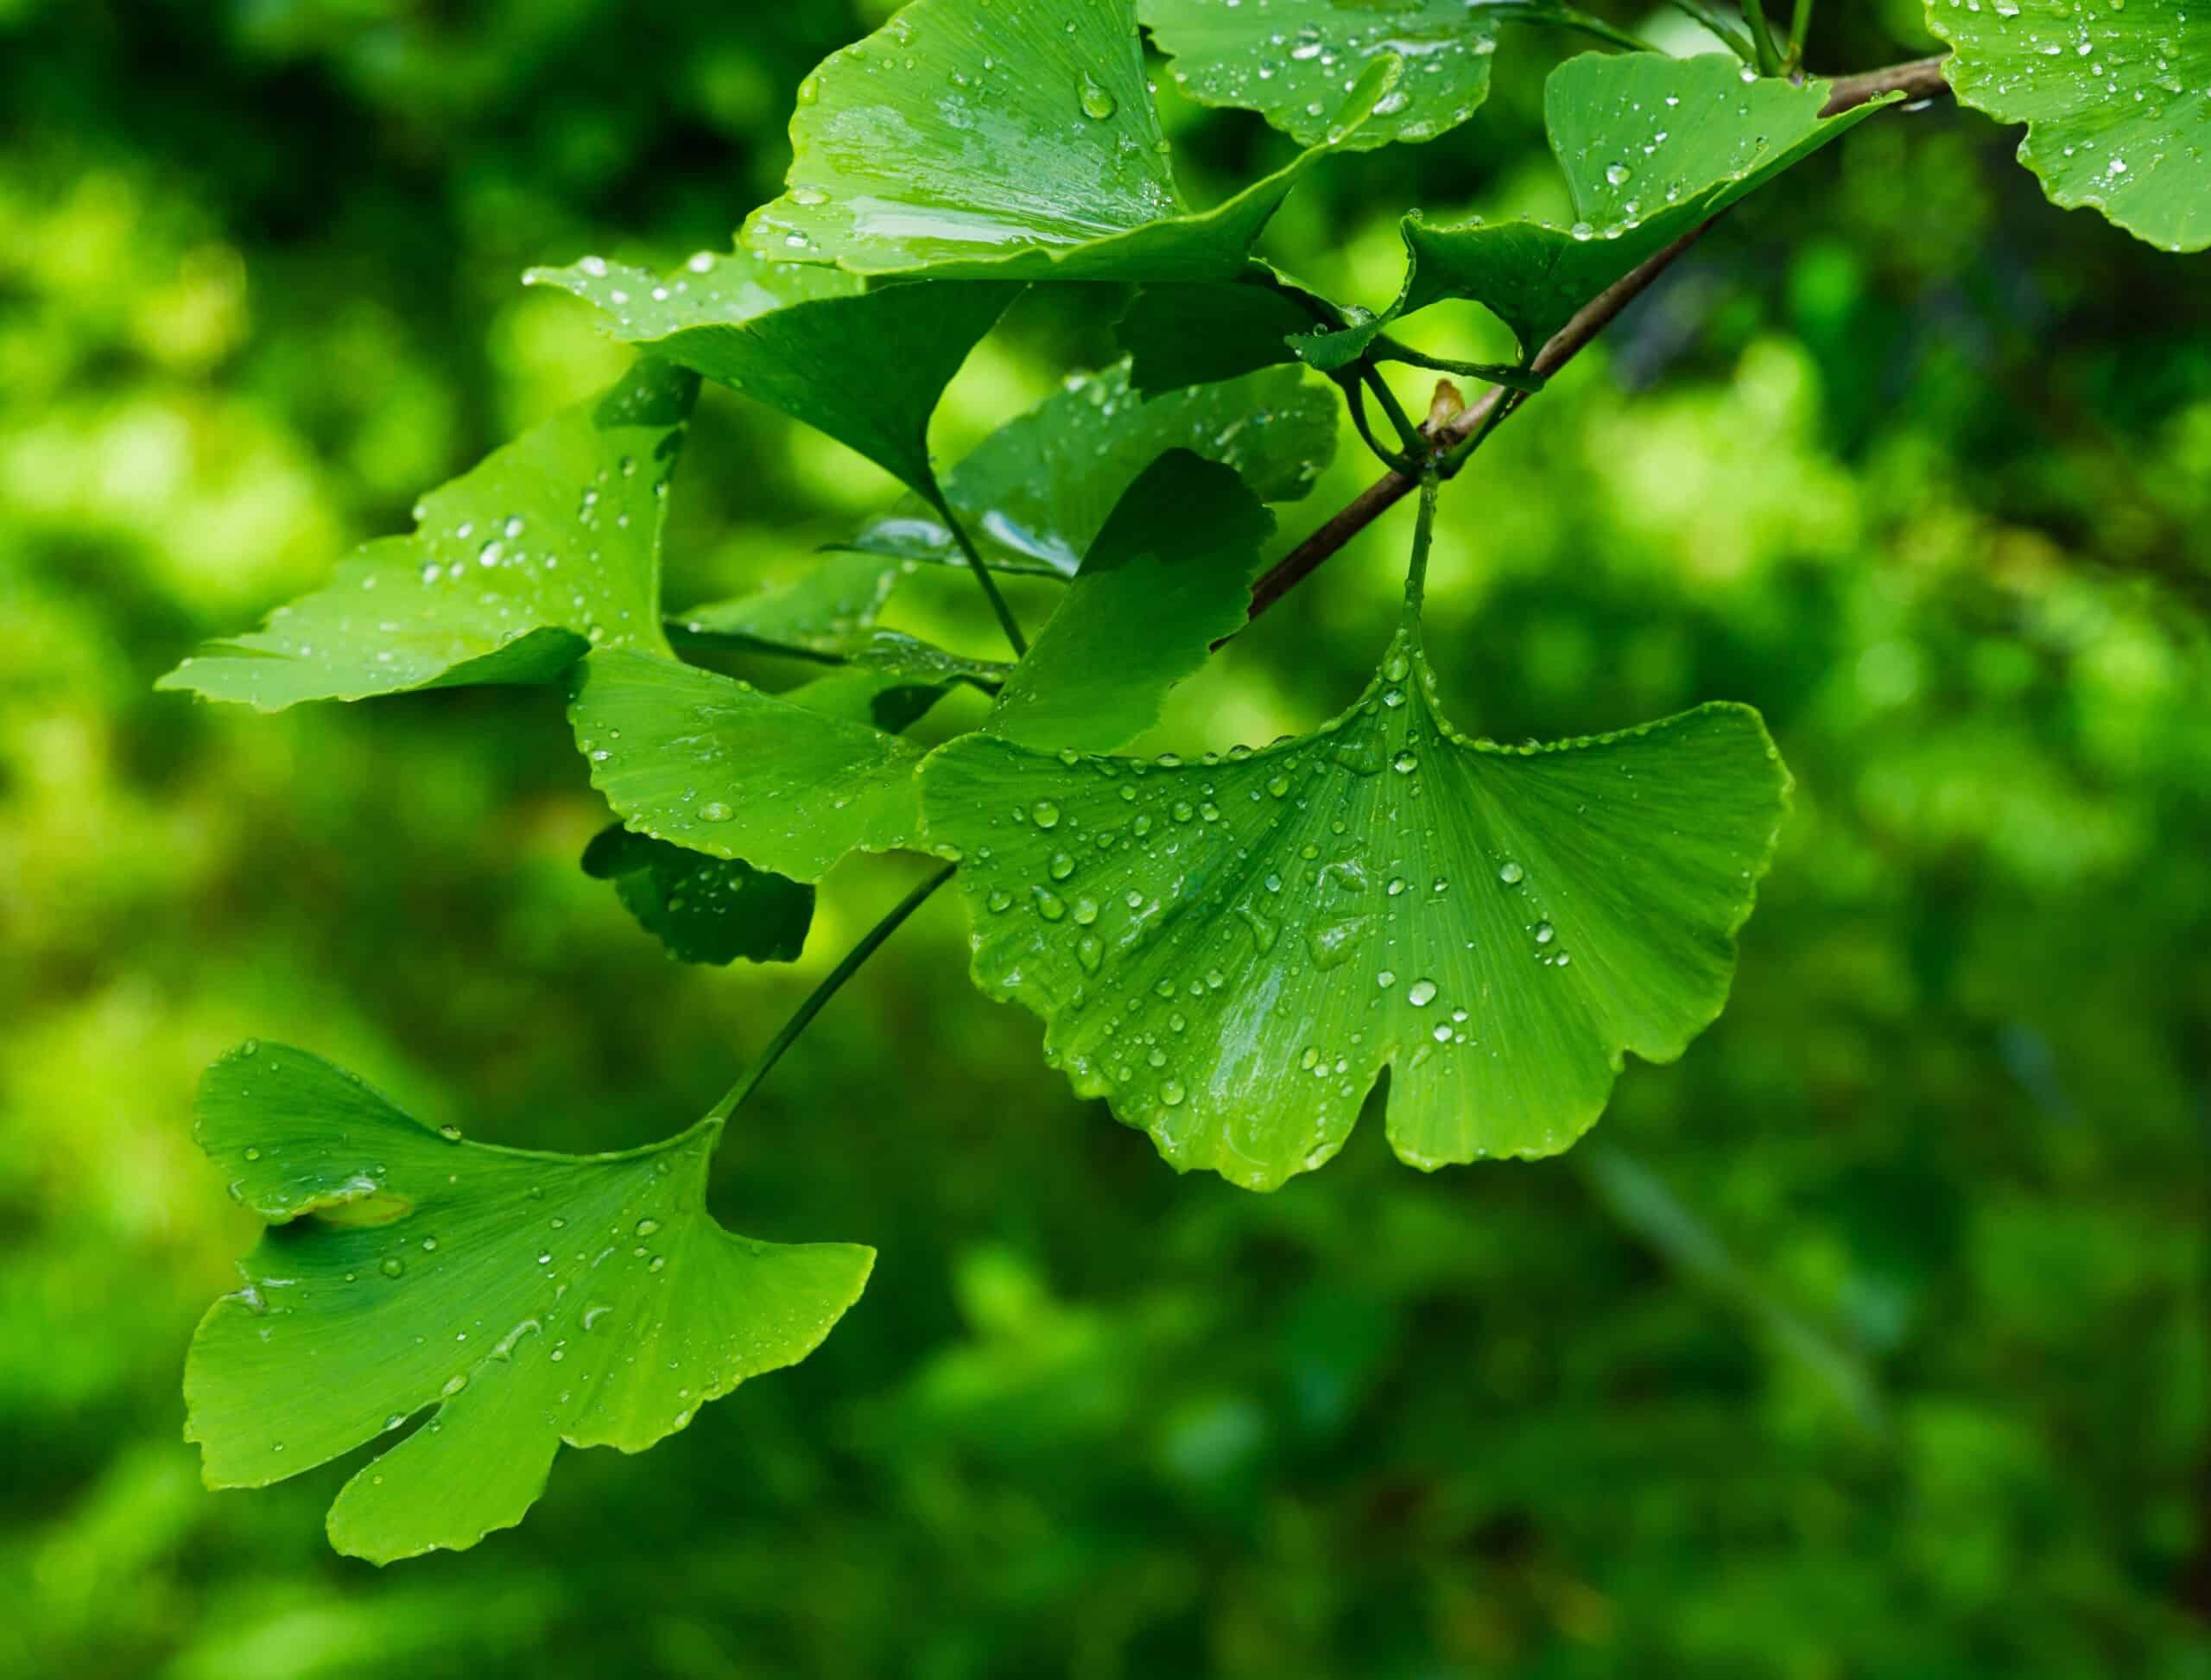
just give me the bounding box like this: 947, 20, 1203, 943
740, 0, 1396, 280
989, 452, 1270, 753
1114, 272, 1340, 396
184, 1042, 871, 1563
1297, 53, 1891, 368
1929, 0, 2211, 252
158, 361, 697, 711
581, 826, 814, 965
572, 654, 941, 882
1142, 0, 1498, 149
842, 362, 1334, 580
525, 250, 1017, 495
922, 613, 1790, 1190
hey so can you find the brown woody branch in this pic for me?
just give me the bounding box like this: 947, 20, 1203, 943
1242, 54, 1954, 625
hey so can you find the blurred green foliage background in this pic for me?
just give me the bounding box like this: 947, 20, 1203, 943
3, 1, 2207, 1674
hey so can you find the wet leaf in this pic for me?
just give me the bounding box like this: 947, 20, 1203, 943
1297, 53, 1891, 367
841, 362, 1334, 579
1142, 0, 1499, 149
1114, 272, 1338, 396
525, 250, 1017, 495
158, 361, 697, 710
988, 452, 1270, 752
922, 612, 1790, 1190
571, 654, 941, 882
741, 0, 1396, 280
581, 826, 814, 966
184, 1043, 871, 1563
1929, 0, 2211, 252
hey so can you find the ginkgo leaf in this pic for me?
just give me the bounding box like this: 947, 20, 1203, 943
988, 451, 1270, 753
840, 363, 1335, 579
669, 552, 1009, 692
581, 825, 814, 966
1114, 272, 1338, 396
922, 613, 1790, 1191
184, 1042, 871, 1563
1142, 0, 1499, 149
158, 361, 698, 711
1929, 0, 2211, 253
572, 654, 941, 882
740, 0, 1396, 280
1296, 53, 1891, 368
524, 250, 1018, 495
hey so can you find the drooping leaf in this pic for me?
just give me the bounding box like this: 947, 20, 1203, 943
922, 613, 1790, 1190
525, 250, 1017, 495
740, 0, 1396, 280
1142, 0, 1499, 149
1929, 0, 2211, 252
1296, 53, 1892, 368
841, 363, 1335, 579
158, 361, 698, 711
669, 551, 1010, 692
581, 825, 814, 965
1114, 272, 1338, 396
184, 1043, 871, 1563
572, 653, 941, 882
988, 452, 1270, 753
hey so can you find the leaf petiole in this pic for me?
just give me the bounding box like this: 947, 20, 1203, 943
706, 861, 957, 1124
930, 490, 1029, 657
1659, 0, 1757, 61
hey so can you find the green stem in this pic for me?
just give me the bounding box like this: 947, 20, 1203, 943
1784, 0, 1814, 72
1361, 365, 1428, 455
1491, 3, 1660, 54
1373, 340, 1549, 395
1403, 468, 1442, 612
706, 862, 956, 1125
1660, 0, 1756, 60
1340, 375, 1418, 476
930, 490, 1029, 658
1740, 0, 1783, 73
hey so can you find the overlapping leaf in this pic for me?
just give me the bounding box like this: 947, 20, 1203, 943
526, 250, 1017, 494
1929, 0, 2211, 252
1114, 272, 1339, 396
1297, 52, 1891, 369
987, 452, 1271, 753
841, 363, 1334, 579
1142, 0, 1500, 149
582, 826, 814, 965
923, 613, 1790, 1190
573, 656, 944, 882
741, 0, 1396, 280
670, 551, 1010, 692
159, 361, 697, 710
185, 1043, 871, 1563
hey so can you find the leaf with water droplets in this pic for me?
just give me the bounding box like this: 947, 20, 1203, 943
1930, 0, 2211, 252
526, 250, 1017, 495
741, 0, 1397, 280
184, 1043, 871, 1563
670, 551, 1009, 693
581, 825, 814, 966
921, 615, 1790, 1190
571, 654, 941, 882
157, 360, 697, 711
1296, 53, 1891, 368
1142, 0, 1500, 150
987, 451, 1270, 753
841, 362, 1334, 580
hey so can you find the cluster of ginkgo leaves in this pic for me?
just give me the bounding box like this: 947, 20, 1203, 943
160, 0, 2208, 1563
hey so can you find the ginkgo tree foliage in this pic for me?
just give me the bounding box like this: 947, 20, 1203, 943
157, 0, 2198, 1563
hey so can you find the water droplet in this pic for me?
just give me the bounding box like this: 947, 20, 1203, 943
1031, 799, 1061, 829
1534, 921, 1555, 945
1079, 76, 1117, 120
636, 1218, 661, 1237
1498, 861, 1524, 884
697, 801, 734, 823
1407, 979, 1438, 1007
380, 1257, 405, 1277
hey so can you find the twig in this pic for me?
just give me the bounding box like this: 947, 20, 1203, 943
1242, 55, 1953, 627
